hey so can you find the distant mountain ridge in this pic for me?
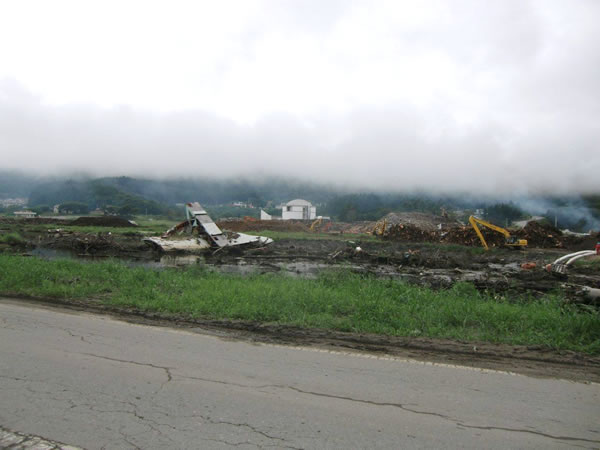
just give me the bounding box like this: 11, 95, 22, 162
1, 171, 598, 230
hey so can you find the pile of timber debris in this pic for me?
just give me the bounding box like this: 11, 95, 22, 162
44, 231, 123, 254
441, 226, 506, 248
382, 224, 438, 242
516, 221, 563, 248
379, 212, 458, 232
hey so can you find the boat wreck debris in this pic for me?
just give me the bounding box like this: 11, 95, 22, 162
143, 202, 273, 253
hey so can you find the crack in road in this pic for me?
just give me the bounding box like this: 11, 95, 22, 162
75, 352, 173, 392
207, 418, 287, 443
202, 437, 259, 448
456, 423, 600, 445
65, 354, 599, 447
283, 385, 451, 420
174, 373, 599, 446
281, 385, 600, 445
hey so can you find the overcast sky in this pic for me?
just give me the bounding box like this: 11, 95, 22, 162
0, 0, 598, 193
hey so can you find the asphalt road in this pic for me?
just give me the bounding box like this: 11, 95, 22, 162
1, 298, 598, 449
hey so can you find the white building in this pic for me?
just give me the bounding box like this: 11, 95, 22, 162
282, 199, 316, 220
0, 198, 27, 208
260, 210, 273, 220
13, 211, 37, 218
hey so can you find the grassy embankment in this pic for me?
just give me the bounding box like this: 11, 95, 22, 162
0, 254, 598, 354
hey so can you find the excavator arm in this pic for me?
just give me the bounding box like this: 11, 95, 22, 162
310, 217, 323, 231
469, 216, 527, 251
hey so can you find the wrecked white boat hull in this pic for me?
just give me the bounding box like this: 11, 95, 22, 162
144, 202, 274, 253
143, 234, 273, 253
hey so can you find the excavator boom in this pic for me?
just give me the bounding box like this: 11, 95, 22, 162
469, 216, 527, 250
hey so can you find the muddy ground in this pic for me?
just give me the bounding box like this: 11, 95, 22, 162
2, 217, 600, 381
3, 217, 599, 299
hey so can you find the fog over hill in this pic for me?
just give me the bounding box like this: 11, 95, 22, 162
1, 1, 599, 194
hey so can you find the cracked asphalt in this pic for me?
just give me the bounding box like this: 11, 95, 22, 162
1, 298, 599, 449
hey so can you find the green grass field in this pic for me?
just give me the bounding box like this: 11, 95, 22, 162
0, 254, 598, 354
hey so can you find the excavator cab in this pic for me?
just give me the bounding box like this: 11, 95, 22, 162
505, 235, 528, 247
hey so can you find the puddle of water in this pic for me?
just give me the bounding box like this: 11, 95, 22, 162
26, 247, 503, 284
26, 247, 356, 279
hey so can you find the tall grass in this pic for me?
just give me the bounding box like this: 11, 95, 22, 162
0, 254, 598, 353
0, 232, 26, 245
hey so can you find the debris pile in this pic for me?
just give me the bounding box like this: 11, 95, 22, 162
45, 231, 123, 254
325, 221, 378, 234
383, 224, 437, 242
441, 226, 507, 248
561, 231, 600, 252
516, 221, 563, 248
378, 212, 458, 232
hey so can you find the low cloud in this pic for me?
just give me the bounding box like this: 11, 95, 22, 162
0, 0, 599, 194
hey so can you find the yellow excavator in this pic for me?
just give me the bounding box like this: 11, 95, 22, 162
310, 217, 323, 231
469, 216, 527, 251
371, 219, 387, 236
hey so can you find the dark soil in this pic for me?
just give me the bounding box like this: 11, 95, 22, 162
70, 216, 137, 227
217, 219, 310, 232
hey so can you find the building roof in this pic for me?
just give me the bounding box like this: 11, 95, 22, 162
285, 199, 312, 207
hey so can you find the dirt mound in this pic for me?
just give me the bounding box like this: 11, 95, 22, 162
0, 217, 73, 225
217, 219, 310, 233
71, 216, 137, 227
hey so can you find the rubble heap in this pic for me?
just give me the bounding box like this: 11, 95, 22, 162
516, 221, 563, 248
379, 212, 458, 232
441, 226, 507, 248
383, 224, 438, 242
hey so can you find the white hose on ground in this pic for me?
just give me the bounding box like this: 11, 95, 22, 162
565, 251, 596, 266
553, 250, 596, 265
581, 286, 600, 301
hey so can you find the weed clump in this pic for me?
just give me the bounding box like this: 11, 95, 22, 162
0, 232, 26, 246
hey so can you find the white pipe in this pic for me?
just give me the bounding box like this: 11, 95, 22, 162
565, 251, 596, 266
553, 250, 595, 265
